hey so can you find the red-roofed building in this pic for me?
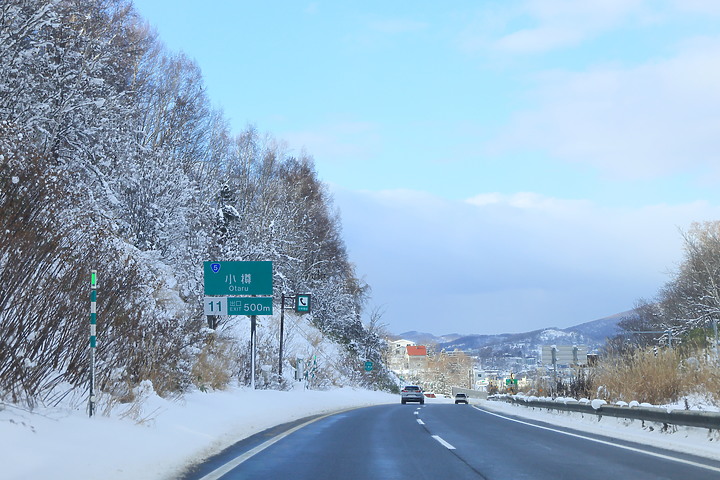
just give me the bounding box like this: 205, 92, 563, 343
406, 345, 428, 371
406, 345, 427, 357
388, 339, 415, 371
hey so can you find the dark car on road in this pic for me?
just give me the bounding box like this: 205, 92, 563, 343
401, 385, 425, 404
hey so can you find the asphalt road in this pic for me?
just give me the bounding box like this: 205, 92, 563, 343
181, 402, 720, 480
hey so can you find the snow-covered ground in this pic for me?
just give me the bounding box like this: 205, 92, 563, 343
478, 397, 720, 462
4, 387, 720, 480
1, 385, 396, 480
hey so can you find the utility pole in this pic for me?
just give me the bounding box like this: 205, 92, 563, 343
551, 346, 557, 399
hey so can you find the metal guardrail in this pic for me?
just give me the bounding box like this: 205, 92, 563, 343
489, 395, 720, 430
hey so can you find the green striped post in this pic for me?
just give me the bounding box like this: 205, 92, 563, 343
89, 270, 97, 417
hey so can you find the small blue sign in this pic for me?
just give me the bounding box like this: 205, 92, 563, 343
211, 263, 221, 273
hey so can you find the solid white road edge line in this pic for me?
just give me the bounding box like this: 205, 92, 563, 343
417, 419, 425, 425
196, 407, 360, 480
473, 406, 720, 474
432, 435, 456, 450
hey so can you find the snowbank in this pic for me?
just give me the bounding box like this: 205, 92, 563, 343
1, 385, 396, 480
479, 397, 720, 462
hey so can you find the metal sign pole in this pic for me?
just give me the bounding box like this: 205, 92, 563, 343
251, 314, 256, 390
551, 347, 557, 398
89, 270, 97, 417
279, 294, 285, 377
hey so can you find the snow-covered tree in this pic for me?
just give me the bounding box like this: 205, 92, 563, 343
0, 0, 394, 409
622, 221, 720, 346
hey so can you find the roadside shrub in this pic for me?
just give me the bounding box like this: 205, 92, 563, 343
191, 334, 240, 391
593, 347, 683, 404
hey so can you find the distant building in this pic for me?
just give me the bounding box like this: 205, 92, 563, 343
406, 345, 428, 372
389, 339, 415, 355
541, 345, 588, 367
386, 341, 430, 379
388, 339, 416, 371
473, 369, 501, 392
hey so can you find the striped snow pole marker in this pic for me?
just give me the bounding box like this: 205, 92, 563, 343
89, 270, 97, 417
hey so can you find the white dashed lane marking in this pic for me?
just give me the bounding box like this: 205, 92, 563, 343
432, 435, 456, 450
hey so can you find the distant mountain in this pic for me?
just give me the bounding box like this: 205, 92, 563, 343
395, 331, 463, 346
396, 312, 631, 357
563, 311, 630, 340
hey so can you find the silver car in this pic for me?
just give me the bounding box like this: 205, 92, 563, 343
400, 385, 425, 404
454, 393, 468, 404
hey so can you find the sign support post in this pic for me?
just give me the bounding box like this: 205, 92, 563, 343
551, 346, 557, 399
89, 269, 97, 417
278, 293, 312, 378
279, 294, 286, 377
250, 315, 257, 390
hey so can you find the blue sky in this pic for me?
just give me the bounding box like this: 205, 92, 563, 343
132, 0, 720, 335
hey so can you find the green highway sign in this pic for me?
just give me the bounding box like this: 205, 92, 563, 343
364, 361, 374, 372
295, 294, 311, 313
228, 296, 273, 315
204, 296, 273, 316
204, 261, 273, 296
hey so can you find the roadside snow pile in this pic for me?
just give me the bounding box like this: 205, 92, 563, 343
480, 398, 720, 462
1, 385, 396, 480
504, 391, 720, 412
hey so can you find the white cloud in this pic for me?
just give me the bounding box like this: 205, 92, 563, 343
490, 35, 720, 179
333, 186, 720, 334
500, 0, 646, 52
465, 192, 590, 212
458, 0, 648, 54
